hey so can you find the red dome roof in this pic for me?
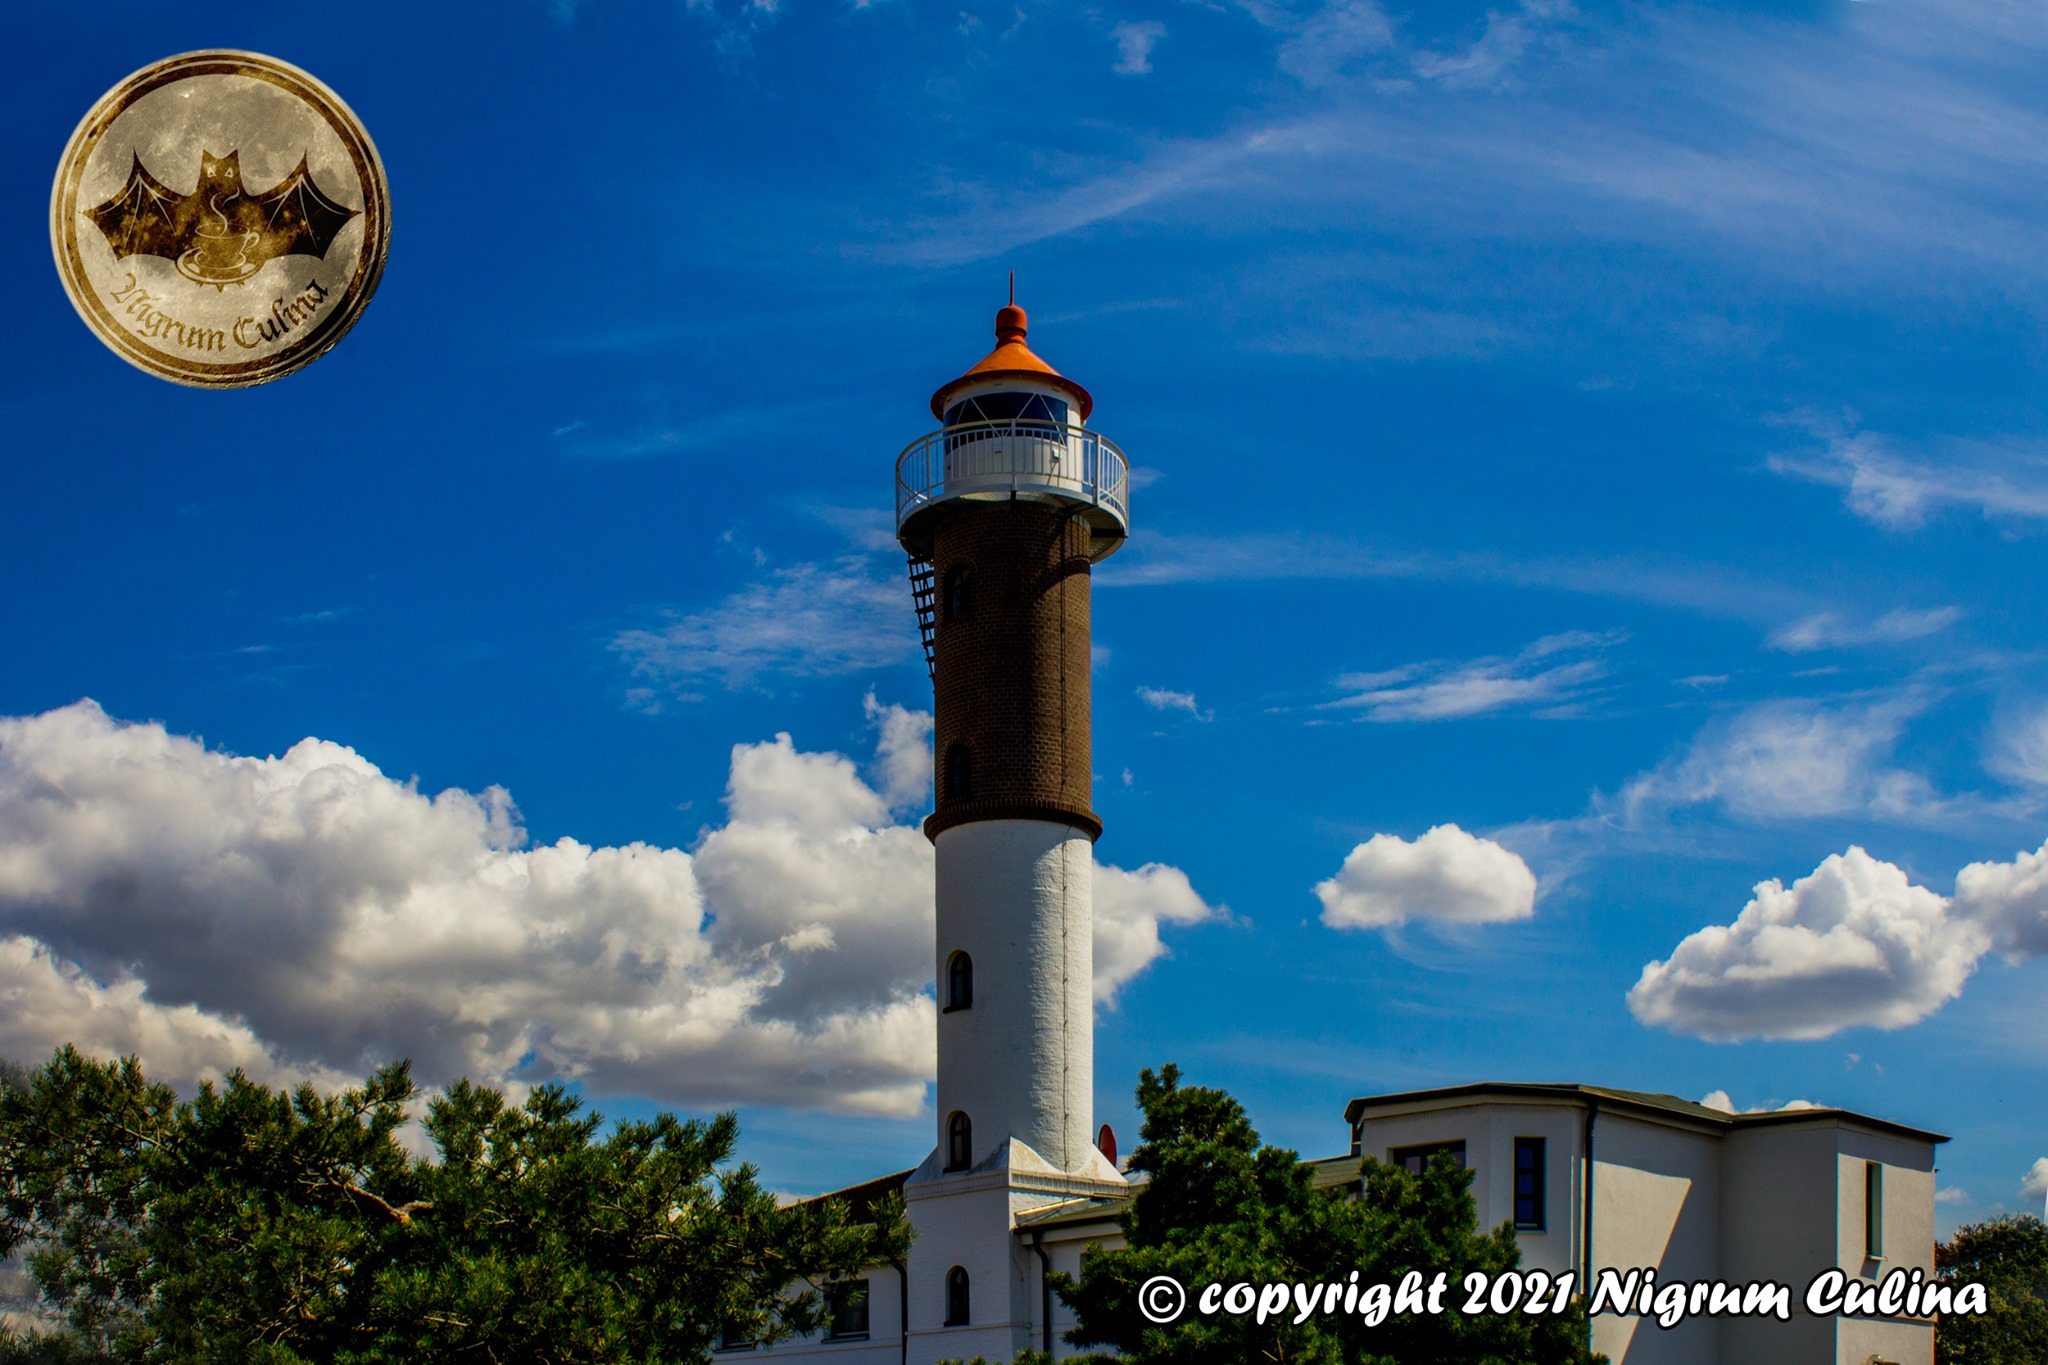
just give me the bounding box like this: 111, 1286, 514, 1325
929, 302, 1094, 421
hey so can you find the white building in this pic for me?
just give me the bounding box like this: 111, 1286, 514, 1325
724, 303, 1948, 1365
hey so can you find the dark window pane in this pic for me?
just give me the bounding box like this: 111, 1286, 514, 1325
1514, 1137, 1545, 1231
945, 1266, 971, 1326
827, 1281, 870, 1340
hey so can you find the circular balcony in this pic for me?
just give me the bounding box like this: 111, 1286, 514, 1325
895, 419, 1130, 562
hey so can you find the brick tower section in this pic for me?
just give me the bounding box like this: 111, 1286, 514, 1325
924, 502, 1101, 844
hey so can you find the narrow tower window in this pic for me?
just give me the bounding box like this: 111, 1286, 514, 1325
1864, 1161, 1884, 1259
945, 951, 973, 1011
944, 1266, 971, 1326
944, 565, 971, 620
1514, 1137, 1545, 1231
945, 744, 972, 802
945, 1111, 972, 1172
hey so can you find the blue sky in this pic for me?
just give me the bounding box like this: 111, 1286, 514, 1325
5, 0, 2047, 1229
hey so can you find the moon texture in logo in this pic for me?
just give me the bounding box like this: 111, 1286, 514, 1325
51, 50, 390, 387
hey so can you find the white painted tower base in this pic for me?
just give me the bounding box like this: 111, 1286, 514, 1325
931, 819, 1106, 1176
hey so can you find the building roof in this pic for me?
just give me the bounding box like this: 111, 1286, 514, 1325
793, 1168, 915, 1224
928, 302, 1094, 421
1343, 1082, 1948, 1145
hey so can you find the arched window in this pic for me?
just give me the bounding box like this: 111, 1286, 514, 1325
944, 1266, 971, 1326
945, 744, 972, 802
945, 1111, 972, 1172
945, 951, 973, 1011
944, 565, 971, 620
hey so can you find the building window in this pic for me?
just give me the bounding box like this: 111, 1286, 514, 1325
715, 1323, 755, 1351
945, 951, 973, 1011
945, 745, 972, 802
1514, 1137, 1545, 1231
945, 1111, 972, 1172
944, 1266, 971, 1326
1390, 1140, 1466, 1177
942, 392, 1069, 429
825, 1280, 870, 1341
1865, 1161, 1884, 1259
944, 565, 971, 620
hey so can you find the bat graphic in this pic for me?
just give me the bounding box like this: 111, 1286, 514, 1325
83, 149, 360, 288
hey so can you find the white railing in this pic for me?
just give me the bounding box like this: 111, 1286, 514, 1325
895, 420, 1130, 535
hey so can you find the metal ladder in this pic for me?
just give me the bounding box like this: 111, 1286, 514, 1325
907, 555, 937, 684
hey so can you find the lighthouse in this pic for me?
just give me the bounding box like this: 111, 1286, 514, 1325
895, 295, 1130, 1358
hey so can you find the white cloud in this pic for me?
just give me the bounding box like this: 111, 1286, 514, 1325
0, 701, 1213, 1113
1093, 862, 1227, 1003
864, 690, 933, 810
1988, 702, 2048, 790
613, 555, 914, 696
1136, 686, 1211, 720
1316, 824, 1537, 930
1698, 1089, 1822, 1115
1324, 631, 1619, 722
1616, 694, 1936, 824
1629, 848, 1989, 1042
1278, 0, 1394, 85
1767, 607, 1961, 654
0, 935, 354, 1095
2023, 1157, 2048, 1202
1112, 20, 1165, 75
1410, 0, 1566, 90
1770, 428, 2048, 531
1952, 838, 2048, 961
1935, 1185, 1971, 1206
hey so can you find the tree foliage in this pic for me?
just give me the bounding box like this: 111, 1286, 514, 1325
1051, 1065, 1603, 1365
1936, 1213, 2048, 1365
0, 1047, 905, 1364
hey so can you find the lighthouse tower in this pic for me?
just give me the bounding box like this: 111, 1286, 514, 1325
895, 296, 1130, 1358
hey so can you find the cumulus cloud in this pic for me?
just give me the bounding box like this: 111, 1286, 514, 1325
1698, 1090, 1821, 1115
0, 701, 1212, 1113
612, 556, 915, 696
1952, 840, 2048, 960
2023, 1157, 2048, 1202
1767, 607, 1961, 654
1093, 863, 1226, 1003
1112, 20, 1164, 74
1630, 848, 1989, 1042
1324, 631, 1618, 723
864, 690, 932, 810
1316, 824, 1537, 930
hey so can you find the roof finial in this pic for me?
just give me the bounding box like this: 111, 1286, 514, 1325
995, 275, 1027, 344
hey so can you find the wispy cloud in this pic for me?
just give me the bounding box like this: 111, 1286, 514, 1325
1324, 630, 1621, 722
1770, 426, 2048, 531
870, 0, 2048, 293
1614, 692, 1940, 826
1136, 685, 1212, 721
1768, 606, 1962, 653
614, 556, 915, 697
1103, 532, 1809, 624
1112, 20, 1165, 75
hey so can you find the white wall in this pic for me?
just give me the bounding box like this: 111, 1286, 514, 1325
934, 820, 1095, 1175
1587, 1112, 1722, 1365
